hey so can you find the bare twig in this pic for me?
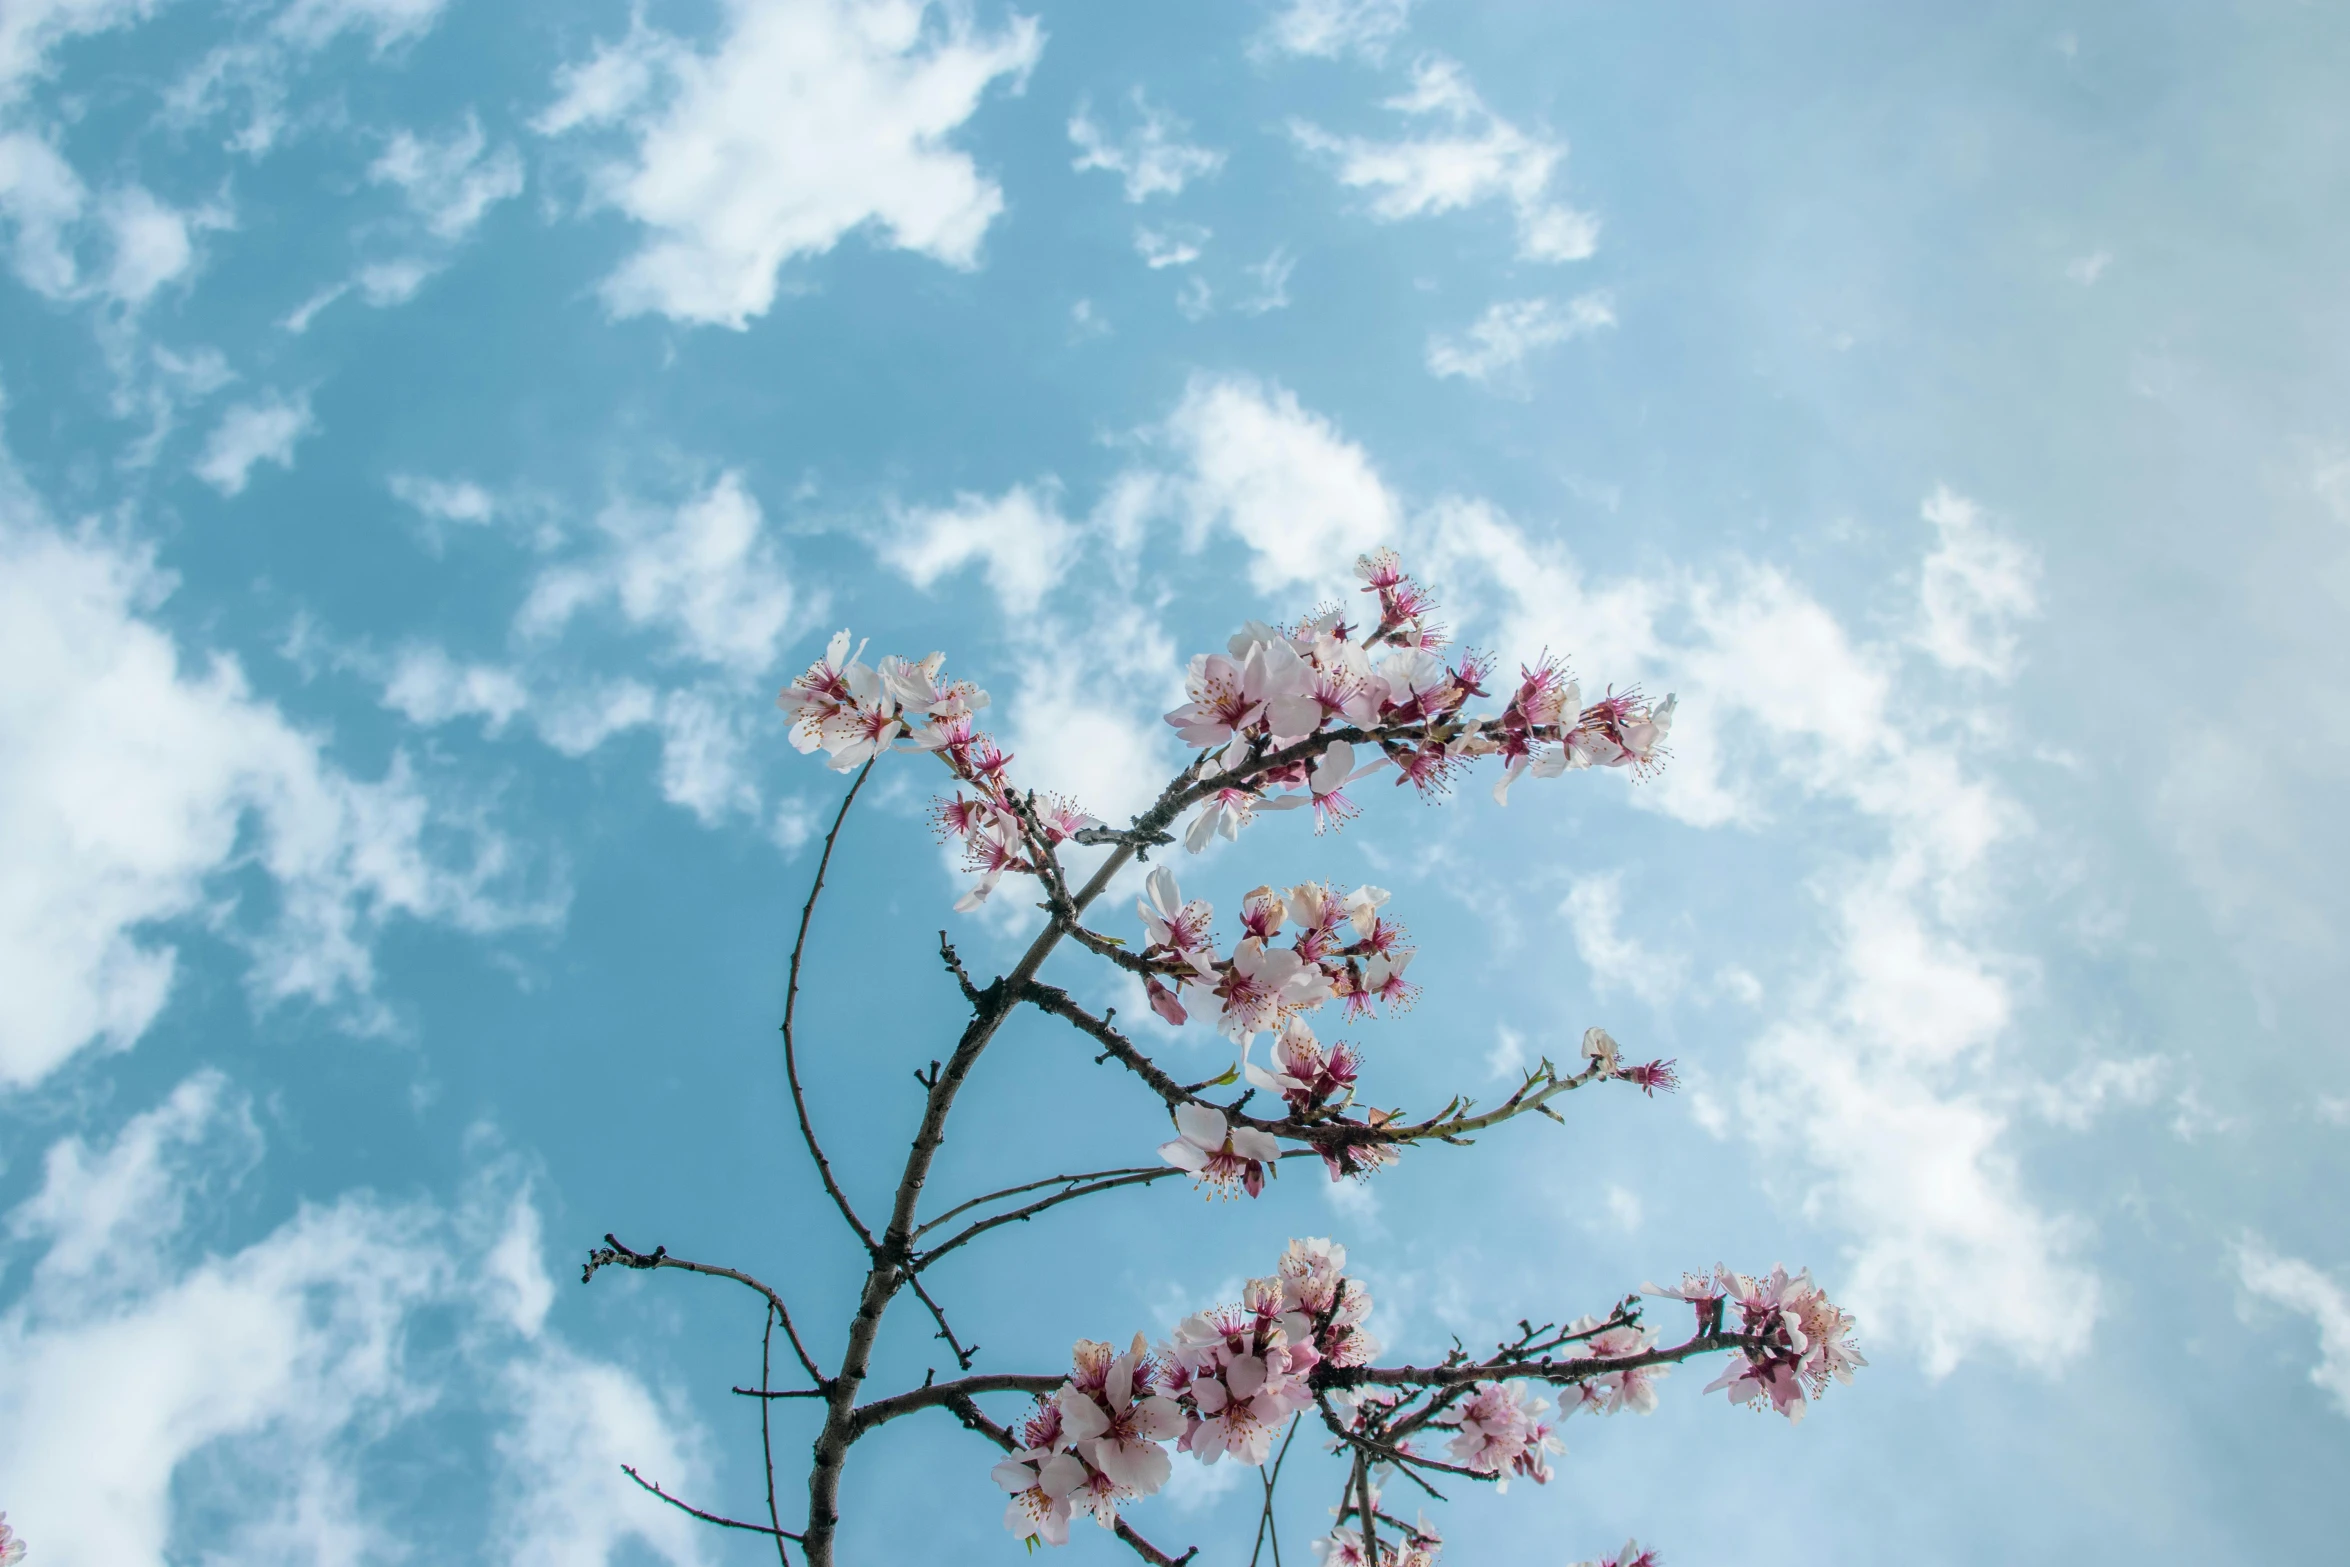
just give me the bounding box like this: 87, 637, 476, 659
1249, 1416, 1301, 1567
906, 1272, 979, 1370
581, 1236, 827, 1390
916, 1166, 1189, 1268
760, 1307, 788, 1563
913, 1164, 1169, 1240
623, 1464, 803, 1542
783, 759, 882, 1257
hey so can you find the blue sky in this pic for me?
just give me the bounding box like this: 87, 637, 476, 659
2, 0, 2347, 1562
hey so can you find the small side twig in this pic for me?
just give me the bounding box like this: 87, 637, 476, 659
907, 1272, 979, 1370
621, 1464, 803, 1541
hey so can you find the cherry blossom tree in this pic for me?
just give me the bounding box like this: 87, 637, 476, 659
583, 550, 1864, 1567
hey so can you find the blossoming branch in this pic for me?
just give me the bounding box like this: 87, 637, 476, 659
583, 549, 1862, 1567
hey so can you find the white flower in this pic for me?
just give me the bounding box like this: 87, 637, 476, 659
1159, 1104, 1280, 1198
1581, 1026, 1620, 1076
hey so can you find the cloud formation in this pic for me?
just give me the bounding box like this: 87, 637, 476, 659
1426, 292, 1614, 382
1291, 58, 1597, 262
0, 449, 554, 1088
0, 1073, 709, 1565
542, 0, 1043, 328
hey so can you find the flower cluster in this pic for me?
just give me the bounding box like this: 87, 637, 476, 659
1139, 870, 1413, 1039
999, 1239, 1379, 1547
1165, 1275, 1322, 1465
1559, 1319, 1669, 1417
1314, 1516, 1444, 1567
1433, 1381, 1562, 1491
1164, 551, 1674, 850
993, 1334, 1185, 1545
0, 1513, 23, 1566
1650, 1265, 1866, 1423
778, 630, 1099, 910
1571, 1541, 1660, 1567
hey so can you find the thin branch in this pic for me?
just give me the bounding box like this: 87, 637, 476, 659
916, 1166, 1188, 1268
782, 757, 882, 1257
913, 1163, 1169, 1240
1249, 1416, 1301, 1567
850, 1372, 1064, 1434
622, 1465, 803, 1541
582, 1236, 827, 1391
906, 1272, 979, 1370
760, 1306, 790, 1565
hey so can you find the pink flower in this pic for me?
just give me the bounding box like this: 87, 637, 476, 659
1343, 950, 1415, 1021
0, 1514, 24, 1567
1568, 690, 1676, 772
1057, 1333, 1185, 1502
1580, 1026, 1620, 1076
1159, 1104, 1280, 1198
1567, 1324, 1668, 1415
1166, 1278, 1318, 1465
1167, 650, 1272, 747
1434, 1382, 1559, 1492
1214, 939, 1324, 1041
1571, 1541, 1660, 1567
1137, 867, 1218, 975
1701, 1266, 1866, 1423
1238, 884, 1288, 943
992, 1399, 1084, 1546
1184, 786, 1259, 852
1275, 1236, 1381, 1367
1618, 1058, 1679, 1096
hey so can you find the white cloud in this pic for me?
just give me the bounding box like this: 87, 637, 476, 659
1484, 1022, 1527, 1080
1416, 481, 2087, 1375
382, 645, 531, 732
161, 0, 454, 158
1561, 873, 1684, 1007
2240, 1240, 2350, 1418
1291, 57, 1597, 262
0, 129, 85, 295
1426, 292, 1613, 382
651, 686, 762, 824
355, 256, 429, 304
0, 0, 165, 103
519, 471, 800, 677
1238, 245, 1295, 314
2065, 249, 2111, 285
1252, 0, 1413, 62
1134, 221, 1207, 268
1915, 486, 2038, 678
95, 185, 201, 304
271, 0, 447, 51
0, 1075, 708, 1566
1154, 374, 1400, 596
388, 470, 497, 525
0, 132, 210, 307
368, 112, 524, 241
883, 482, 1076, 616
1069, 89, 1223, 202
543, 0, 1044, 328
193, 390, 313, 494
492, 1343, 713, 1565
0, 457, 555, 1088
1174, 272, 1212, 321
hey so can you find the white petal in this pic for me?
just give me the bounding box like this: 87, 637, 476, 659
1172, 1102, 1228, 1147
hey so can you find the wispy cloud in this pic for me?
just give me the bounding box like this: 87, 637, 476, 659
1427, 293, 1613, 383
1291, 58, 1597, 261
1070, 89, 1223, 202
